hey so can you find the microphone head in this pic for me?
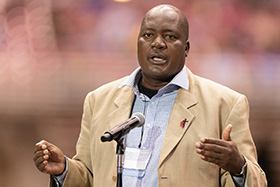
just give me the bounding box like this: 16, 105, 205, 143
132, 112, 145, 127
100, 132, 111, 142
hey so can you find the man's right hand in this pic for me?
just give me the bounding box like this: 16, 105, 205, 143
33, 140, 66, 175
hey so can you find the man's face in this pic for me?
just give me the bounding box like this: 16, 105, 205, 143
137, 7, 189, 86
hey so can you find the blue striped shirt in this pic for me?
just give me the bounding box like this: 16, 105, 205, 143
119, 66, 189, 187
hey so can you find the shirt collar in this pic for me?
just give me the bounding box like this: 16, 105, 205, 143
118, 66, 189, 92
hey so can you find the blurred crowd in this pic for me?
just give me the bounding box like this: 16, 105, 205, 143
0, 0, 279, 186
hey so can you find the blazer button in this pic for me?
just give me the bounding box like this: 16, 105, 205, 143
160, 176, 168, 180
112, 175, 117, 181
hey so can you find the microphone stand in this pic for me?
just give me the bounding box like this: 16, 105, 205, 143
100, 113, 145, 187
115, 138, 124, 187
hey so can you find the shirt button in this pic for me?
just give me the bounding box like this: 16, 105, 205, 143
151, 102, 155, 105
147, 123, 151, 127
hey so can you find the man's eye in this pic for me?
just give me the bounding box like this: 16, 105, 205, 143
166, 35, 176, 40
143, 33, 153, 38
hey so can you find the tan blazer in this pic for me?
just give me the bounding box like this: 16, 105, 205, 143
57, 68, 267, 187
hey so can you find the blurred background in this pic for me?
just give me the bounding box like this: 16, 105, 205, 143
0, 0, 279, 186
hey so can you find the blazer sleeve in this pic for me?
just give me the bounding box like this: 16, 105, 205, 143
61, 93, 94, 187
220, 95, 267, 186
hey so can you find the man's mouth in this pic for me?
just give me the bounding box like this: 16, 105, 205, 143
150, 55, 167, 64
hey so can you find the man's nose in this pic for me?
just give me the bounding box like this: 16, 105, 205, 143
151, 36, 166, 49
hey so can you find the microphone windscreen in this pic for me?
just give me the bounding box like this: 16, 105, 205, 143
132, 112, 145, 126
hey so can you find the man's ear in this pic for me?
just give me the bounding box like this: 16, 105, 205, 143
185, 41, 190, 57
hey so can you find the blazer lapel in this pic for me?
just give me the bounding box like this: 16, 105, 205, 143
107, 86, 135, 148
159, 69, 198, 168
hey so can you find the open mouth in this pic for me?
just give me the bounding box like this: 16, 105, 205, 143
150, 55, 167, 64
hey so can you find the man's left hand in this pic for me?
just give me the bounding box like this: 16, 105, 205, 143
195, 124, 245, 175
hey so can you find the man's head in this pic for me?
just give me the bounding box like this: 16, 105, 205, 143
137, 4, 190, 89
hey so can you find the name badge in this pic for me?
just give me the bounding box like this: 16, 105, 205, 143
124, 147, 152, 170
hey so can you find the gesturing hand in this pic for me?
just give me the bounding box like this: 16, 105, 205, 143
33, 140, 66, 175
195, 124, 245, 175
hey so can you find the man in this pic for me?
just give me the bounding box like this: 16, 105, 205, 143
33, 4, 267, 187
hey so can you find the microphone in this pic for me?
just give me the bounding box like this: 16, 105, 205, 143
101, 112, 145, 142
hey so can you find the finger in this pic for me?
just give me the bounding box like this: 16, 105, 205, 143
40, 141, 58, 154
34, 140, 48, 153
37, 160, 48, 173
200, 138, 229, 147
195, 142, 202, 149
200, 154, 222, 166
34, 150, 50, 164
196, 143, 228, 154
33, 150, 44, 161
35, 140, 48, 147
222, 124, 232, 141
34, 155, 47, 167
198, 147, 228, 160
33, 146, 50, 159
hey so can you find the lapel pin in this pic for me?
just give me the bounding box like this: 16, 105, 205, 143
180, 118, 188, 128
